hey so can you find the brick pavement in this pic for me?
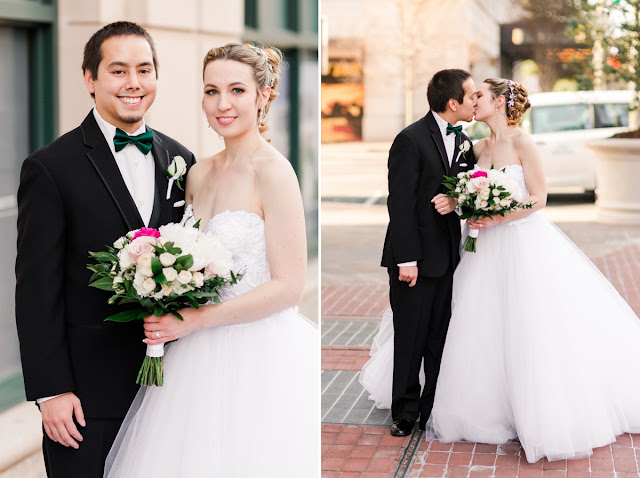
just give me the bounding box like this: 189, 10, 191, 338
322, 243, 640, 477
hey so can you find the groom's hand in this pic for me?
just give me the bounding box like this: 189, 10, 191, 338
40, 392, 85, 449
398, 266, 418, 287
431, 194, 456, 215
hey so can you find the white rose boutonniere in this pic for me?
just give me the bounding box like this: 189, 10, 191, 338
165, 155, 188, 200
458, 140, 471, 162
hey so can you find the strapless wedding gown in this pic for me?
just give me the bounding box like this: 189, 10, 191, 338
360, 165, 640, 463
105, 206, 319, 477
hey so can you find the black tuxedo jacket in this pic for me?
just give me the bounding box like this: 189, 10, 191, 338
15, 112, 195, 418
381, 111, 476, 278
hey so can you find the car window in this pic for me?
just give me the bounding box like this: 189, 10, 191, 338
594, 103, 629, 128
531, 104, 591, 134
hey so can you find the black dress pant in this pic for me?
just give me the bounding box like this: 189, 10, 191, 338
42, 417, 122, 478
389, 266, 454, 426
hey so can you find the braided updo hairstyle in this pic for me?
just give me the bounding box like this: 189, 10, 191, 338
203, 43, 283, 133
484, 78, 531, 126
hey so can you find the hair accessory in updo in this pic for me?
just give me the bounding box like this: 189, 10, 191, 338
507, 80, 515, 109
248, 45, 275, 87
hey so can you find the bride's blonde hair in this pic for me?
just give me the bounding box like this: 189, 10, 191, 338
203, 43, 283, 134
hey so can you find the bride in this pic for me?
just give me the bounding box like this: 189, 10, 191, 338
360, 77, 640, 463
104, 43, 319, 477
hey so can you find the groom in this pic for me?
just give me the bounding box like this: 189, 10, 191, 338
381, 69, 477, 436
15, 21, 195, 477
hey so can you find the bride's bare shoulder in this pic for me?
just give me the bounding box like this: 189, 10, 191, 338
252, 145, 297, 184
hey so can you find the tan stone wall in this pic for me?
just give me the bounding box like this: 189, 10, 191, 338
322, 0, 525, 141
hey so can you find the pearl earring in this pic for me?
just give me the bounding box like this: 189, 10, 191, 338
495, 104, 498, 116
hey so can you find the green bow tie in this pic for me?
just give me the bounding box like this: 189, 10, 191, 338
446, 124, 462, 137
113, 128, 154, 155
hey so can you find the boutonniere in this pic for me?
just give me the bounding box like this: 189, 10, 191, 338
458, 140, 471, 161
164, 155, 187, 200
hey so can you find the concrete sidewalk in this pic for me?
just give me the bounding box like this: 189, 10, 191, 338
320, 142, 640, 477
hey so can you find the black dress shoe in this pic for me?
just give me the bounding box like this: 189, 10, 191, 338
390, 419, 414, 436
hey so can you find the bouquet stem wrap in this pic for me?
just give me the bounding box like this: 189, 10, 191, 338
463, 227, 479, 253
137, 344, 165, 386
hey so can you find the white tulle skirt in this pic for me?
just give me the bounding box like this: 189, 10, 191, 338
361, 213, 640, 463
104, 309, 319, 477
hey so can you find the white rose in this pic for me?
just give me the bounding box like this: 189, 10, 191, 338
118, 249, 133, 271
459, 194, 467, 202
167, 156, 187, 177
492, 189, 501, 196
133, 271, 154, 297
192, 271, 205, 288
113, 236, 127, 249
163, 267, 178, 282
161, 284, 173, 297
500, 198, 510, 207
459, 140, 470, 153
159, 252, 176, 267
457, 172, 465, 179
177, 270, 193, 284
113, 275, 124, 284
455, 187, 461, 193
479, 189, 491, 200
137, 253, 154, 269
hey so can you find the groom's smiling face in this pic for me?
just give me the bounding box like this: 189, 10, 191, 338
84, 35, 157, 133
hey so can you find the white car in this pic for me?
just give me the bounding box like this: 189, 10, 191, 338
465, 90, 632, 192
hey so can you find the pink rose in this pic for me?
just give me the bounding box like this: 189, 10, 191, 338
471, 176, 490, 191
470, 170, 488, 179
125, 236, 157, 264
132, 227, 161, 241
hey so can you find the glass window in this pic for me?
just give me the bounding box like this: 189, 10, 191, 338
531, 104, 591, 134
594, 103, 629, 128
245, 0, 258, 29
0, 25, 29, 412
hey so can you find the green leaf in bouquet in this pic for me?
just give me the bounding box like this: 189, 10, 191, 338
154, 273, 167, 284
193, 219, 201, 229
89, 277, 116, 291
170, 310, 184, 321
140, 298, 154, 311
153, 303, 166, 316
151, 256, 162, 276
105, 308, 148, 322
87, 263, 111, 274
174, 254, 193, 271
106, 245, 118, 255
123, 280, 141, 301
89, 251, 119, 263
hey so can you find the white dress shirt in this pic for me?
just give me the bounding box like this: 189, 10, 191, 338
93, 108, 156, 226
432, 111, 457, 167
37, 109, 156, 405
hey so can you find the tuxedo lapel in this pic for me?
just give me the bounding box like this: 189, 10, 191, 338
81, 113, 145, 231
148, 129, 172, 229
426, 112, 449, 174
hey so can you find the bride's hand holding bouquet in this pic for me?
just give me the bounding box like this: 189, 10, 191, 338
442, 167, 533, 252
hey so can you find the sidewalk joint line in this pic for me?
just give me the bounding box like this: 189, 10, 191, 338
394, 426, 423, 478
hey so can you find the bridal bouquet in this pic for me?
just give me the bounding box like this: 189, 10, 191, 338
87, 223, 239, 386
442, 167, 533, 252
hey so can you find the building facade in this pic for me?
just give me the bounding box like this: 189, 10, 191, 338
321, 0, 522, 141
0, 0, 318, 415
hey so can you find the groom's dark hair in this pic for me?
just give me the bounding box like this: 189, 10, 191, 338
82, 21, 159, 97
427, 69, 471, 113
